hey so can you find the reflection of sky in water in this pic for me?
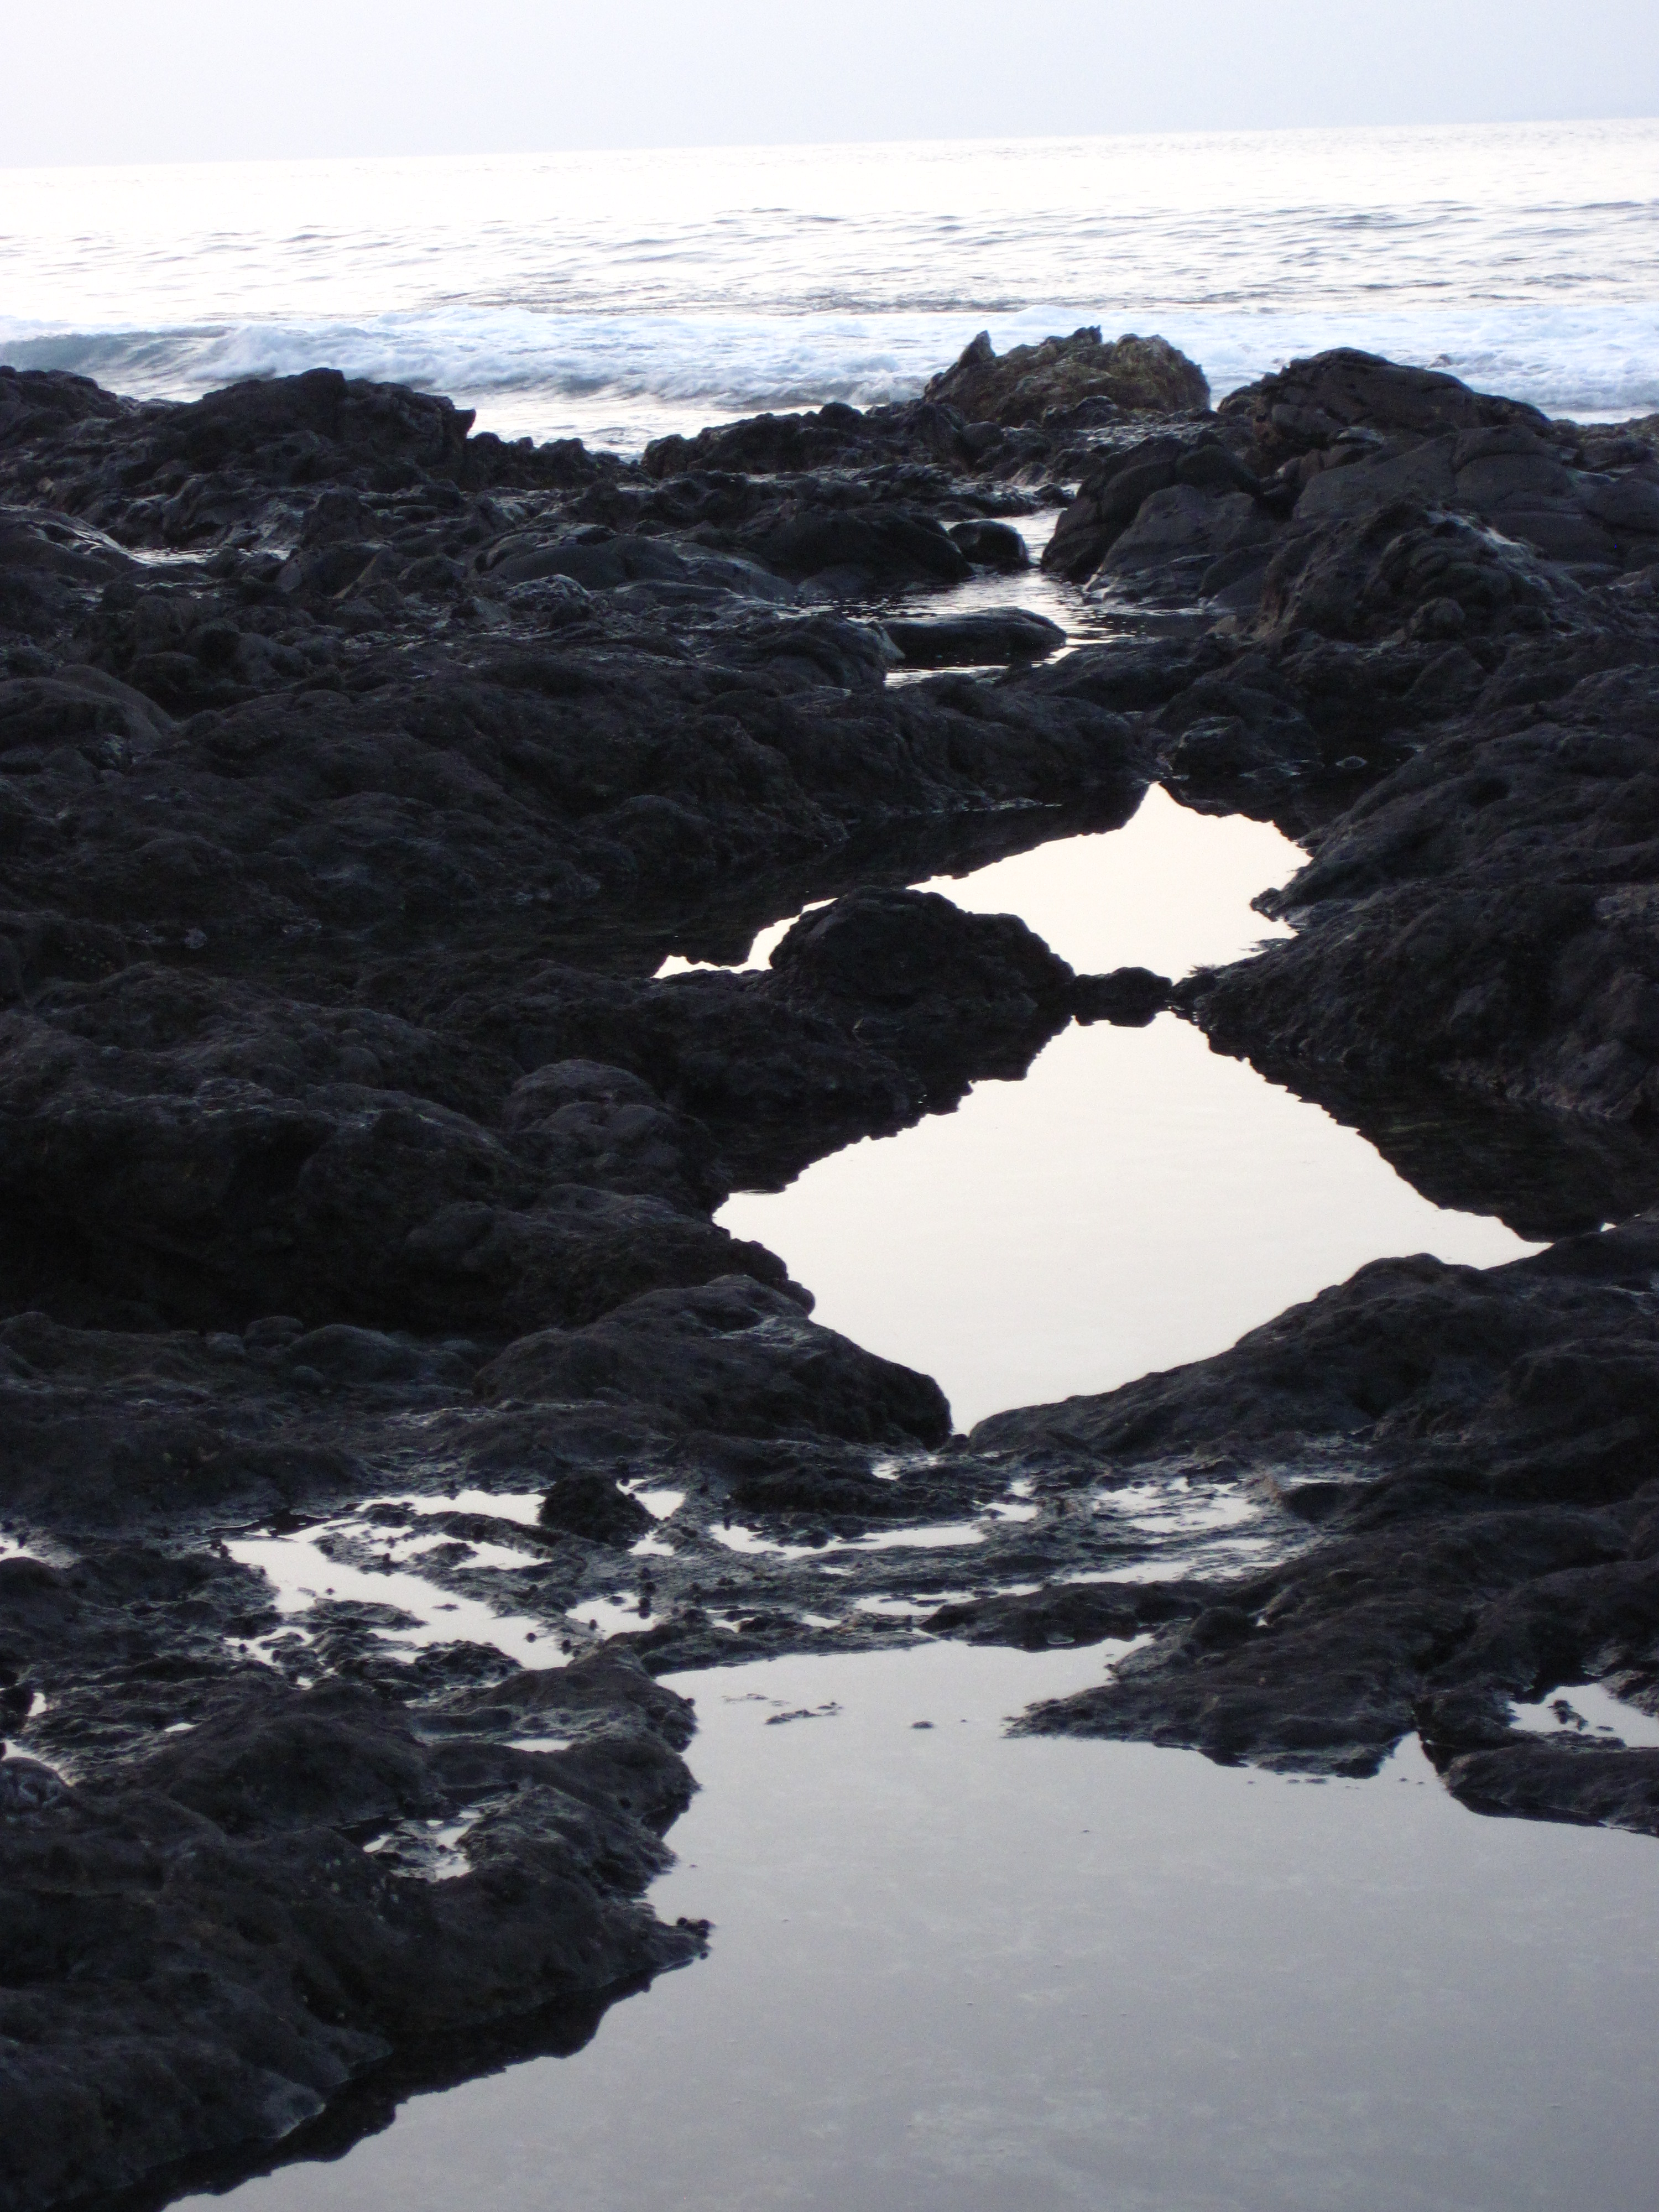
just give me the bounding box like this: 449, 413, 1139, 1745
1510, 1683, 1659, 1750
225, 1530, 567, 1670
718, 791, 1539, 1430
389, 1488, 546, 1526
184, 1640, 1659, 2212
662, 783, 1298, 979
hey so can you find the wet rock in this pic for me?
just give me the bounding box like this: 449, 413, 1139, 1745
680, 1433, 971, 1525
0, 1657, 702, 2212
1040, 432, 1261, 583
1099, 484, 1272, 586
947, 518, 1030, 570
881, 608, 1065, 666
924, 1580, 1197, 1649
1255, 500, 1564, 643
1183, 658, 1659, 1136
639, 398, 995, 479
1434, 1735, 1659, 1830
10, 340, 1659, 2200
768, 885, 1077, 1095
744, 504, 971, 593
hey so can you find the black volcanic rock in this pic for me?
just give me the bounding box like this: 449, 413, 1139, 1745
743, 503, 972, 592
883, 608, 1065, 666
8, 341, 1659, 2205
0, 1639, 702, 2212
1181, 656, 1659, 1138
947, 518, 1031, 570
1042, 431, 1262, 583
1215, 346, 1554, 472
1253, 499, 1566, 643
768, 885, 1078, 1094
477, 1275, 952, 1446
976, 1220, 1659, 1808
924, 328, 1210, 425
1072, 966, 1172, 1026
539, 1469, 655, 1546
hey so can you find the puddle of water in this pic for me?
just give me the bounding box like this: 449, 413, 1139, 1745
1063, 1563, 1196, 1586
873, 505, 1157, 669
909, 785, 1297, 978
366, 1811, 487, 1882
691, 787, 1534, 1428
389, 1490, 546, 1527
190, 1641, 1659, 2212
0, 1741, 74, 1781
659, 784, 1297, 978
710, 1520, 992, 1559
0, 1533, 70, 1567
843, 1523, 987, 1552
720, 1014, 1538, 1431
226, 1532, 567, 1669
1093, 1481, 1261, 1536
632, 1488, 686, 1519
1510, 1684, 1659, 1750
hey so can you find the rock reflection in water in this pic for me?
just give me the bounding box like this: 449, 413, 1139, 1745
682, 786, 1531, 1427
662, 783, 1297, 979
180, 1642, 1659, 2212
721, 1014, 1537, 1431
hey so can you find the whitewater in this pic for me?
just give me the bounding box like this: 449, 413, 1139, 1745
2, 117, 1656, 450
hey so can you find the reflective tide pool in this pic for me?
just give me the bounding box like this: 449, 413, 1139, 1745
716, 791, 1536, 1430
184, 1642, 1659, 2212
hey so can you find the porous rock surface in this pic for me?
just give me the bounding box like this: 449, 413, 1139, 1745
4, 342, 1659, 2205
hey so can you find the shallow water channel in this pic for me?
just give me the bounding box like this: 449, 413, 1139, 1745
713, 785, 1536, 1428
186, 1641, 1659, 2212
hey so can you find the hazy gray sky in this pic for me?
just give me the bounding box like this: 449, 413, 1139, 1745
7, 0, 1659, 166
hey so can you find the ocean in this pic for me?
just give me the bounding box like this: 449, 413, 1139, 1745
2, 116, 1656, 450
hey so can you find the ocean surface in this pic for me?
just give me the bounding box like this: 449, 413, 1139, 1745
3, 118, 1657, 449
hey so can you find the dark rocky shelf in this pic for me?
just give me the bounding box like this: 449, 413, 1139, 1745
3, 329, 1659, 2208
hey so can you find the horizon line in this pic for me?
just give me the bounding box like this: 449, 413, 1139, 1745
4, 110, 1656, 180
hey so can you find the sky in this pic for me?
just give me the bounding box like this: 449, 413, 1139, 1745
5, 0, 1659, 167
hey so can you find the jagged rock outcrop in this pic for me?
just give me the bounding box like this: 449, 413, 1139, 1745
924, 328, 1211, 425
